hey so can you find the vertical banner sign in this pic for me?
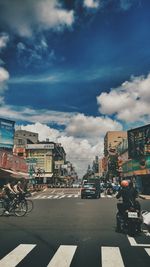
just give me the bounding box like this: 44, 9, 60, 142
0, 118, 15, 149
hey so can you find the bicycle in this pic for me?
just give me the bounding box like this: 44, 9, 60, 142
0, 194, 28, 217
17, 192, 34, 213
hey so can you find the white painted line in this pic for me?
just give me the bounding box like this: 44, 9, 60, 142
43, 188, 47, 192
127, 236, 150, 247
74, 194, 78, 198
59, 195, 66, 199
143, 230, 150, 237
101, 247, 125, 267
145, 248, 150, 256
47, 245, 77, 267
67, 195, 72, 198
34, 195, 41, 199
0, 244, 36, 267
41, 196, 47, 199
47, 195, 53, 199
53, 195, 59, 199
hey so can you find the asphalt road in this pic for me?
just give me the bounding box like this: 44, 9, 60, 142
0, 188, 150, 267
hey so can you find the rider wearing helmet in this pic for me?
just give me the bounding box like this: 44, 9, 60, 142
116, 179, 141, 232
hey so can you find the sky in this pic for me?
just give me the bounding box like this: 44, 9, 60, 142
0, 0, 150, 177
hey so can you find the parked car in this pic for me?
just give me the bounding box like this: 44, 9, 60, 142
81, 183, 98, 199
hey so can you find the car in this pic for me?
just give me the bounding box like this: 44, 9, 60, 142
81, 183, 98, 199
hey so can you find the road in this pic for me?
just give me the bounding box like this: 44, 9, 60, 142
0, 188, 150, 267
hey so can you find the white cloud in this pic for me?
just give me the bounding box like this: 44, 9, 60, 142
0, 33, 9, 51
66, 113, 122, 141
0, 0, 74, 37
97, 73, 150, 123
0, 67, 9, 93
83, 0, 99, 9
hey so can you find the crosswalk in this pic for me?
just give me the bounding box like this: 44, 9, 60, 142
31, 193, 114, 200
0, 244, 150, 267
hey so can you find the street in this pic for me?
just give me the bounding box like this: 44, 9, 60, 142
0, 188, 150, 267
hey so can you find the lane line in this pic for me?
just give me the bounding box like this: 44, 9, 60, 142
0, 244, 36, 267
47, 245, 77, 267
127, 236, 150, 247
47, 196, 53, 199
67, 195, 72, 198
41, 196, 47, 199
145, 248, 150, 256
101, 247, 125, 267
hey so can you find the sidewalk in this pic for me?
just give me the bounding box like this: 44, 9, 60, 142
139, 194, 150, 200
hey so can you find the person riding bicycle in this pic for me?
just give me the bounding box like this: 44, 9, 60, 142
2, 181, 16, 215
13, 181, 25, 202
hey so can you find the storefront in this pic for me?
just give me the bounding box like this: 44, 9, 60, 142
122, 156, 150, 194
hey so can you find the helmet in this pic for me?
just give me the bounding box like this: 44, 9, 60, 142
121, 180, 129, 187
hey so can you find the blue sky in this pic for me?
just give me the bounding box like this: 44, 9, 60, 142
0, 0, 150, 176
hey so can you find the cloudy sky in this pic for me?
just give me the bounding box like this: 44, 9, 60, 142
0, 0, 150, 177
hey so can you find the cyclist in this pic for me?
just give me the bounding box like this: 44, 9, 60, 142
2, 181, 16, 215
13, 181, 25, 202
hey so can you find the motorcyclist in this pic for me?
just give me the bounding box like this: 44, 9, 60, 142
116, 179, 141, 232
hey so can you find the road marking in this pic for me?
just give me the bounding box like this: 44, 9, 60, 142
0, 244, 36, 267
101, 247, 125, 267
31, 193, 115, 200
145, 248, 150, 256
34, 195, 41, 199
53, 195, 59, 199
127, 236, 150, 247
59, 195, 66, 199
47, 245, 77, 267
143, 230, 150, 236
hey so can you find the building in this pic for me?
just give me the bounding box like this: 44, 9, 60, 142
122, 124, 150, 194
25, 142, 55, 182
104, 131, 127, 180
13, 129, 39, 158
104, 131, 127, 156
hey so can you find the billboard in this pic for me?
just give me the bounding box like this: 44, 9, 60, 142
128, 124, 150, 159
26, 143, 54, 149
0, 118, 15, 149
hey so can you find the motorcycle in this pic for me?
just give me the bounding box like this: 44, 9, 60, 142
116, 200, 142, 236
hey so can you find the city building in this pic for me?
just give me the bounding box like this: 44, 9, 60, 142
13, 129, 39, 158
104, 131, 127, 180
104, 131, 127, 157
122, 124, 150, 194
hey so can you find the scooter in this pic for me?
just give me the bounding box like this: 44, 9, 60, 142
116, 200, 142, 236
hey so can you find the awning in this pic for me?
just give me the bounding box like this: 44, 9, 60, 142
0, 168, 29, 179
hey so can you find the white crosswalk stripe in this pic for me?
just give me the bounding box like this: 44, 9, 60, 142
47, 245, 77, 267
0, 244, 149, 267
145, 248, 150, 256
0, 244, 36, 267
101, 247, 125, 267
31, 193, 115, 200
